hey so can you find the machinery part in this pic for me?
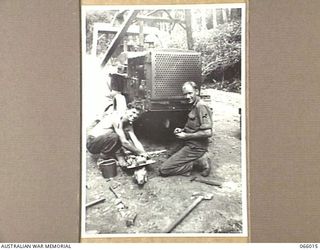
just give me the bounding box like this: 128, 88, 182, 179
163, 193, 213, 233
85, 197, 106, 208
127, 159, 156, 169
151, 50, 201, 99
124, 50, 201, 112
126, 150, 166, 169
133, 167, 148, 185
190, 177, 222, 188
147, 149, 167, 156
126, 154, 155, 169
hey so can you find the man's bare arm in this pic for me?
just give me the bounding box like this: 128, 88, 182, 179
112, 119, 144, 155
127, 130, 145, 153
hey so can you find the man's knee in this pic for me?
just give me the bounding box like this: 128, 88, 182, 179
193, 152, 211, 177
159, 158, 193, 177
100, 132, 121, 157
108, 132, 120, 143
105, 132, 121, 150
193, 152, 208, 167
159, 162, 170, 177
87, 137, 102, 155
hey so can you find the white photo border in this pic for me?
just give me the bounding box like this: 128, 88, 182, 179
81, 3, 247, 239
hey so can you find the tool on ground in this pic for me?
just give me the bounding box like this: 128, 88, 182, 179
127, 158, 156, 169
109, 186, 136, 226
163, 193, 214, 233
85, 197, 106, 209
109, 186, 119, 198
125, 211, 137, 227
190, 177, 222, 187
124, 149, 166, 157
109, 186, 127, 209
126, 152, 162, 169
146, 149, 167, 156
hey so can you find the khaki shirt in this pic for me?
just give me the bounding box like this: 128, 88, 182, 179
184, 97, 212, 149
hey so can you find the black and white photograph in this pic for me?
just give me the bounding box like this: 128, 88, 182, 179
81, 3, 247, 238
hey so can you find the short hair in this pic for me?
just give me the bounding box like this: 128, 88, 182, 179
124, 105, 142, 119
127, 102, 143, 113
182, 81, 198, 90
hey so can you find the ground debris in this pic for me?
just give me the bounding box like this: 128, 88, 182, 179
85, 89, 243, 234
125, 212, 137, 227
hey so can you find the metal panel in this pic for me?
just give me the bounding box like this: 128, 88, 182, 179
151, 50, 201, 99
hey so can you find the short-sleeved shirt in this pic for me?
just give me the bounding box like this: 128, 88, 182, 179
184, 97, 212, 149
113, 93, 127, 115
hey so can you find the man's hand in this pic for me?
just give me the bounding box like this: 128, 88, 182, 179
117, 157, 129, 168
174, 128, 183, 134
175, 131, 189, 140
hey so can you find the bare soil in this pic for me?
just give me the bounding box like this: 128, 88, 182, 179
84, 89, 244, 235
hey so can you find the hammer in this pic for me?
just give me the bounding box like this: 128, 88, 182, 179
190, 177, 222, 188
163, 193, 213, 233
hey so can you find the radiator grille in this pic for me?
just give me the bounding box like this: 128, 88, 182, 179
151, 51, 201, 98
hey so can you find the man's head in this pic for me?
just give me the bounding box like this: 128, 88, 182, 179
182, 81, 199, 104
124, 107, 140, 124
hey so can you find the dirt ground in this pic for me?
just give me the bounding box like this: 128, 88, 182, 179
84, 88, 245, 235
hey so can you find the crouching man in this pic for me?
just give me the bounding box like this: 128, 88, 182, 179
86, 106, 147, 167
159, 81, 213, 177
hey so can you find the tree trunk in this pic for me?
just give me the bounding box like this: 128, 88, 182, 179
231, 8, 241, 21
212, 9, 217, 30
221, 8, 227, 24
225, 8, 231, 22
139, 20, 144, 50
201, 10, 207, 31
185, 9, 193, 50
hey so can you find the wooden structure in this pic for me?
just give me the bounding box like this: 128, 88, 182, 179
92, 9, 194, 68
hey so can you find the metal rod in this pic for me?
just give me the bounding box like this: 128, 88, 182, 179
109, 186, 119, 198
85, 198, 106, 208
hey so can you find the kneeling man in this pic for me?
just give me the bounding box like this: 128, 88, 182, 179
159, 81, 212, 177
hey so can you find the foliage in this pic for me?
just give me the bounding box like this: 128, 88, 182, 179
165, 26, 189, 50
85, 10, 116, 54
193, 20, 242, 93
85, 8, 242, 93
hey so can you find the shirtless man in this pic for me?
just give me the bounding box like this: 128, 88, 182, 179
86, 107, 147, 167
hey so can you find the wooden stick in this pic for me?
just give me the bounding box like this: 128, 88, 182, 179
85, 198, 106, 208
163, 196, 203, 233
